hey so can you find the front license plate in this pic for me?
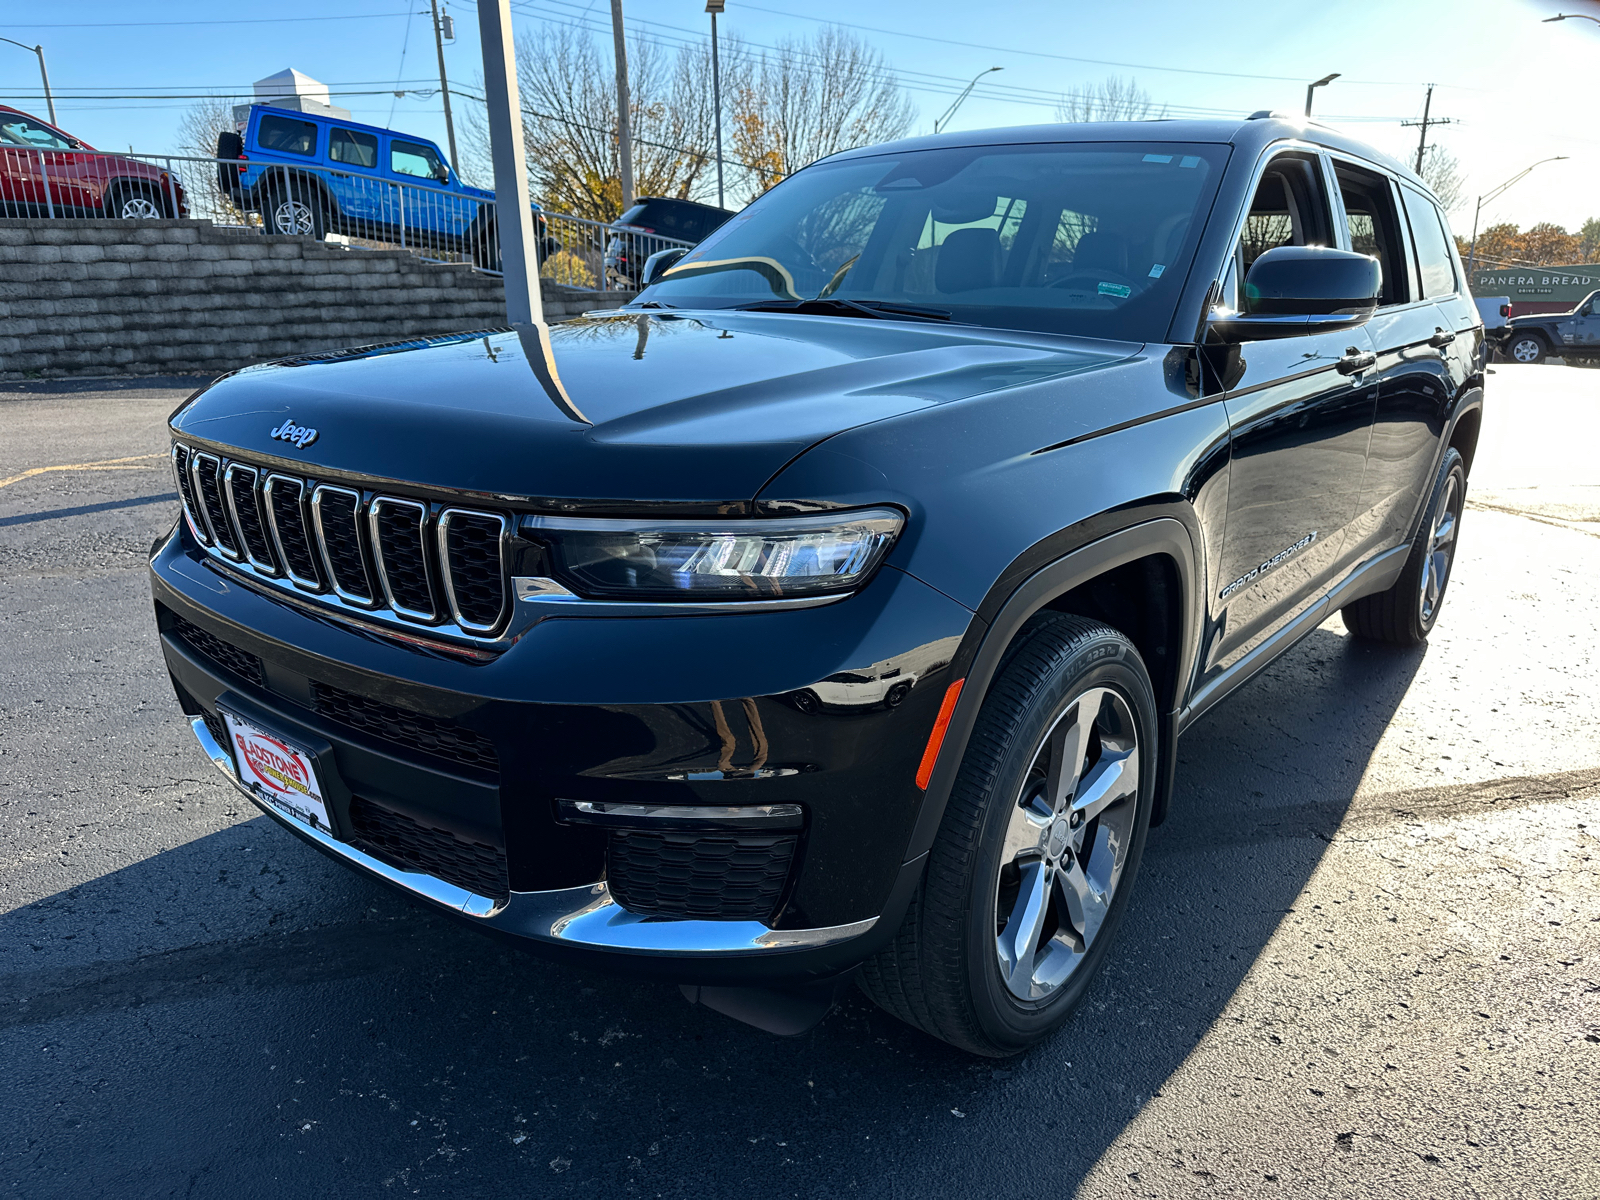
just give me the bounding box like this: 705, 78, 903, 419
220, 709, 331, 833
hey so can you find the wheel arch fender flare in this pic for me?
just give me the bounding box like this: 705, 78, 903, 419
904, 515, 1201, 866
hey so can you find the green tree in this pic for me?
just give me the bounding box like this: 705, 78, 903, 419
1579, 217, 1600, 263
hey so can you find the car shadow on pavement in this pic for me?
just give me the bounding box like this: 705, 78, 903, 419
0, 625, 1424, 1198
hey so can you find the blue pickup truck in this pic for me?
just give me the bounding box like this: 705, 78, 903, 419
217, 105, 547, 269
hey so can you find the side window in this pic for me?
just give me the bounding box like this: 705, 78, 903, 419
1333, 164, 1407, 306
1400, 185, 1458, 298
257, 114, 318, 158
390, 139, 446, 181
1223, 154, 1334, 310
328, 127, 378, 170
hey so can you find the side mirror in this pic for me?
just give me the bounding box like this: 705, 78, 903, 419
433, 163, 451, 184
1208, 245, 1381, 343
640, 247, 688, 288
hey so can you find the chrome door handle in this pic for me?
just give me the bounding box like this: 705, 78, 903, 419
1428, 328, 1456, 348
1336, 348, 1376, 376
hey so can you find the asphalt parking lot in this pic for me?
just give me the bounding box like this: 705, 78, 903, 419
2, 365, 1597, 1199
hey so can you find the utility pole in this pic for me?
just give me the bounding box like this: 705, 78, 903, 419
1401, 85, 1454, 175
429, 0, 459, 172
610, 0, 636, 213
707, 0, 725, 209
0, 39, 55, 126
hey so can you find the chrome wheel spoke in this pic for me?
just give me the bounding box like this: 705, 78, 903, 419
1001, 797, 1052, 867
1056, 857, 1109, 951
1432, 507, 1457, 550
1069, 747, 1137, 829
1043, 694, 1095, 813
996, 860, 1052, 994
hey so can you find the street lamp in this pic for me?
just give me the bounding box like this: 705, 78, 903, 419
1464, 156, 1570, 282
934, 67, 1002, 135
1543, 13, 1600, 25
0, 38, 56, 126
707, 0, 725, 209
1304, 73, 1340, 118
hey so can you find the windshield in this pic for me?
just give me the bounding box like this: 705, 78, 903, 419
638, 141, 1228, 341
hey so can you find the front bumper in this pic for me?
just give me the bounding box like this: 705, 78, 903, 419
152, 519, 971, 982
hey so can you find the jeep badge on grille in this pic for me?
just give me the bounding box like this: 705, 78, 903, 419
269, 419, 318, 449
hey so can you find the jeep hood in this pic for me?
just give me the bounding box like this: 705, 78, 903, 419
170, 311, 1138, 506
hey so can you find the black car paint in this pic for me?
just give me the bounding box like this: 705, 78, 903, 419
151, 116, 1484, 989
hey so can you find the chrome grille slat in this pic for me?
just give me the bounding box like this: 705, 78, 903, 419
223, 463, 277, 573
171, 442, 506, 643
262, 473, 322, 589
438, 509, 509, 634
191, 453, 239, 558
311, 485, 375, 605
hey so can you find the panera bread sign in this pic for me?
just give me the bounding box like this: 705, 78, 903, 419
1471, 265, 1600, 302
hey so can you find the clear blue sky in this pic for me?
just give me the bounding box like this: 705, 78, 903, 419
2, 0, 1595, 231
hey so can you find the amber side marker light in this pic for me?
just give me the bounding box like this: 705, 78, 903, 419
915, 678, 966, 790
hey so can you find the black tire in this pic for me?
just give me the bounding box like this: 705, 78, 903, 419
469, 219, 501, 271
1506, 331, 1547, 364
1342, 447, 1466, 645
108, 182, 165, 220
260, 184, 327, 239
859, 613, 1158, 1057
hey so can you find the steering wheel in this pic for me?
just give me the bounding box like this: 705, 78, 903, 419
1048, 267, 1139, 292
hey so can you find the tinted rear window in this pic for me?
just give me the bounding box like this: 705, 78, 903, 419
257, 114, 318, 157
622, 200, 727, 240
1401, 185, 1458, 298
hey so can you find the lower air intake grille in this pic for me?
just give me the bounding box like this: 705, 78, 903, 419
201, 709, 228, 749
172, 614, 265, 686
311, 682, 499, 774
606, 830, 797, 922
348, 795, 509, 901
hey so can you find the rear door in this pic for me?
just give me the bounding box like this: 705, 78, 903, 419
1205, 149, 1379, 679
1341, 165, 1461, 561
326, 125, 382, 227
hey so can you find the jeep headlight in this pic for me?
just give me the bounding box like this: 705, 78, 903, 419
528, 508, 904, 601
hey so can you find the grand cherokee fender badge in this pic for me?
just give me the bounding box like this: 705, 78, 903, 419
1220, 531, 1318, 600
269, 419, 318, 449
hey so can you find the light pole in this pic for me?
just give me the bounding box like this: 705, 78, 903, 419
1543, 13, 1600, 26
934, 67, 1002, 135
1464, 156, 1569, 283
0, 38, 56, 126
1304, 73, 1339, 118
429, 0, 459, 172
610, 0, 635, 213
707, 0, 725, 209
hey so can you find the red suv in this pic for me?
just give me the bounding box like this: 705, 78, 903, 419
0, 105, 187, 220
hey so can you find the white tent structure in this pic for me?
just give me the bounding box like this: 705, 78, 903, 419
233, 69, 352, 125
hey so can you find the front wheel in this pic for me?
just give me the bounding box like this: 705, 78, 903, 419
110, 183, 164, 219
859, 614, 1157, 1056
1507, 332, 1547, 364
261, 188, 326, 239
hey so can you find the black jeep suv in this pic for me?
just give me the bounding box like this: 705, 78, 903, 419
152, 115, 1483, 1056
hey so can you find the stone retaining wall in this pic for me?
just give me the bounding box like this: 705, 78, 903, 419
0, 218, 630, 380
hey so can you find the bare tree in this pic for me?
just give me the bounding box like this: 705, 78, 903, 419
1054, 76, 1166, 123
175, 96, 244, 222
1418, 144, 1466, 213
731, 27, 916, 195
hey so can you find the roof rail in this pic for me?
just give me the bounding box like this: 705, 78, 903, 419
1245, 110, 1295, 120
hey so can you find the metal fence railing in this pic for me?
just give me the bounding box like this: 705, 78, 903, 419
0, 148, 692, 291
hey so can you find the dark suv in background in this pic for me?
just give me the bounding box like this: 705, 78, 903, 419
603, 195, 733, 285
152, 114, 1482, 1056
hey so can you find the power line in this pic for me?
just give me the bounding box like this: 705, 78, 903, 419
1, 12, 418, 29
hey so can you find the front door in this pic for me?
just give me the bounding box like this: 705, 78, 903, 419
1204, 151, 1378, 679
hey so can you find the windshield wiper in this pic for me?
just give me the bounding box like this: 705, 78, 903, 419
731, 298, 952, 323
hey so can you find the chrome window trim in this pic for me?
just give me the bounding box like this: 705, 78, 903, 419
261, 472, 323, 591
436, 507, 510, 635
171, 443, 211, 546
369, 495, 439, 622
190, 451, 240, 559
192, 715, 873, 951
222, 462, 279, 575
310, 483, 377, 606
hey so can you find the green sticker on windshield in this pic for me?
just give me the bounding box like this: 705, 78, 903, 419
1097, 282, 1132, 298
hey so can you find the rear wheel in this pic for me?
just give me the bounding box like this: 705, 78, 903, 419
859, 613, 1157, 1056
261, 186, 326, 239
468, 219, 501, 271
1507, 332, 1547, 364
1342, 447, 1466, 645
110, 183, 164, 219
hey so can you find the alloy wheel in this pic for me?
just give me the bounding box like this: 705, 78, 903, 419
119, 196, 161, 219
994, 685, 1140, 1002
1419, 470, 1462, 625
1510, 337, 1542, 363
271, 199, 316, 236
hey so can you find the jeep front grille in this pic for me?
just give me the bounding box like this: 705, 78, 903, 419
171, 441, 510, 640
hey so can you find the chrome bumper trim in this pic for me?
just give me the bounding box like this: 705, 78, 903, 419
189, 716, 875, 955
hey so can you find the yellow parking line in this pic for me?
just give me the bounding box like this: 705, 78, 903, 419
0, 453, 166, 490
